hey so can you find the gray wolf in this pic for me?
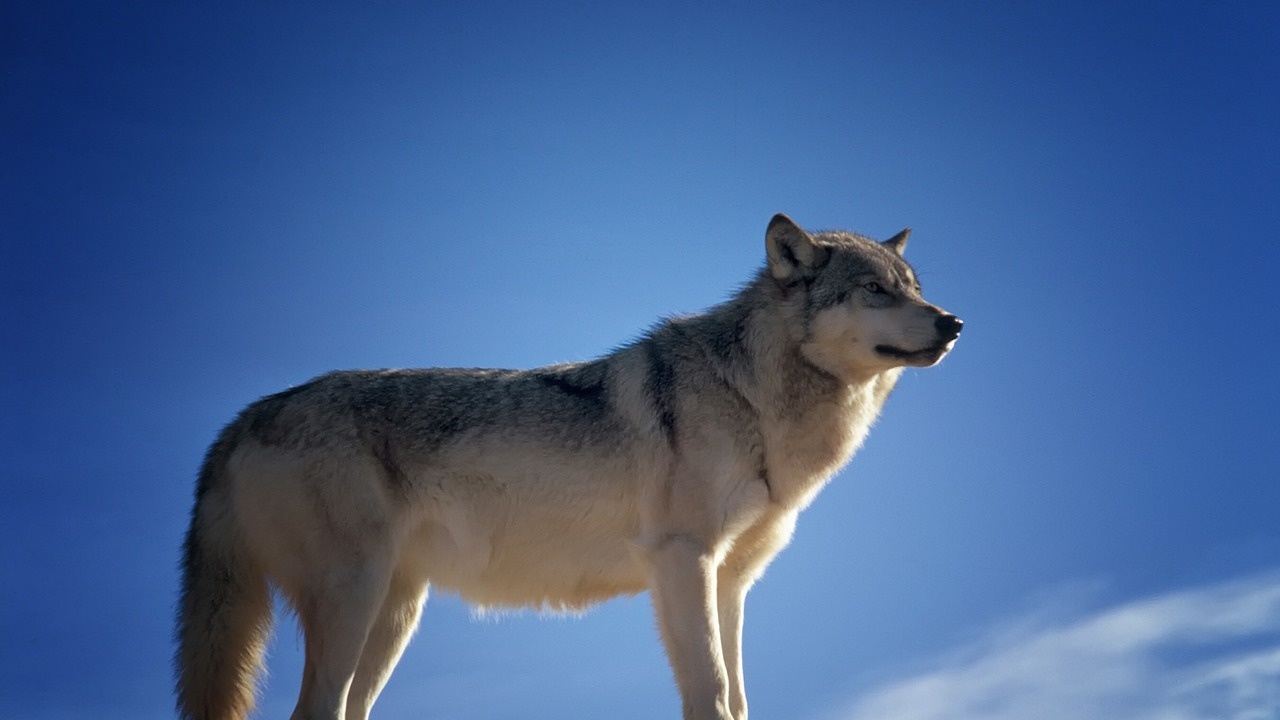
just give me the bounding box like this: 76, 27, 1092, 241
175, 214, 963, 720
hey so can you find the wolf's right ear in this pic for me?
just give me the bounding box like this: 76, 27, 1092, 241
883, 228, 910, 256
766, 214, 827, 285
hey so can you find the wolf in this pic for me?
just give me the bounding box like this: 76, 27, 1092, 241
175, 213, 962, 720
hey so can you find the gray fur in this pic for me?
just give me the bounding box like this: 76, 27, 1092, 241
175, 213, 962, 720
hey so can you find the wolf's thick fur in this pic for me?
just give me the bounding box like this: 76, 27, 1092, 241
175, 214, 962, 720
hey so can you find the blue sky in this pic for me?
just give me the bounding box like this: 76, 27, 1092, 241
4, 2, 1279, 719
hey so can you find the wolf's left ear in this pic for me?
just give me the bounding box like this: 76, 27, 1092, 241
766, 214, 829, 285
883, 228, 910, 256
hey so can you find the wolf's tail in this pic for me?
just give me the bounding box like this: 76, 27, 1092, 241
175, 429, 273, 720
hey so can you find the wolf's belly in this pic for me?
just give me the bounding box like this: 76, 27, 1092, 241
407, 477, 651, 611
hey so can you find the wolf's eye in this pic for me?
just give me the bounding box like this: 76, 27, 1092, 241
863, 281, 885, 294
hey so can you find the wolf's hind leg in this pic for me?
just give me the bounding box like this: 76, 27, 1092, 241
288, 556, 394, 720
344, 574, 429, 720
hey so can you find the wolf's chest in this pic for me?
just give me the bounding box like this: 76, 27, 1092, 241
762, 390, 882, 508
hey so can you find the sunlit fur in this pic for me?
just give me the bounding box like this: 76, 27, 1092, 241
175, 214, 961, 720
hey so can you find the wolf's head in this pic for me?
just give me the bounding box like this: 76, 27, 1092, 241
765, 214, 962, 381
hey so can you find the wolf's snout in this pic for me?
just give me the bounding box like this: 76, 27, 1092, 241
935, 314, 963, 341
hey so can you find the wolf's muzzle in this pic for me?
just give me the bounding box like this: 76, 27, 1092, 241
935, 314, 963, 342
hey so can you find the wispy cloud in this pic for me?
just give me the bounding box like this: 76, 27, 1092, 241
836, 573, 1280, 720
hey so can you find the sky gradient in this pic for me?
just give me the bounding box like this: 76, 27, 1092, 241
4, 2, 1280, 719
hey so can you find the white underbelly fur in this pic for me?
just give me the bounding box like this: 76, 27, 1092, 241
403, 450, 653, 611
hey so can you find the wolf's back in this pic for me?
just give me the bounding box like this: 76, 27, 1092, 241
174, 419, 273, 720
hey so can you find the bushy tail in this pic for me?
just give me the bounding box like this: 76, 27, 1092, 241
175, 433, 273, 720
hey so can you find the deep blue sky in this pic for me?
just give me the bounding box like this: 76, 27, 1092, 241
4, 3, 1280, 719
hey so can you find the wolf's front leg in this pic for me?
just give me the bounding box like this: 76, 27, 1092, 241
715, 510, 798, 720
716, 573, 749, 720
647, 535, 733, 720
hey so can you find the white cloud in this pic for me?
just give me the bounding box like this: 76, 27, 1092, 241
837, 573, 1280, 720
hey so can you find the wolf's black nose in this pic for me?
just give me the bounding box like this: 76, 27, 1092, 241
935, 314, 964, 341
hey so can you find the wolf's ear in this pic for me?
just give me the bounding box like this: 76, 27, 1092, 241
766, 214, 828, 284
883, 228, 910, 256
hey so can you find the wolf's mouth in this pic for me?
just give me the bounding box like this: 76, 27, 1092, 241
877, 315, 963, 364
875, 342, 953, 364
876, 344, 938, 358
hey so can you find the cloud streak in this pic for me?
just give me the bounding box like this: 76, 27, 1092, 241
837, 573, 1280, 720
